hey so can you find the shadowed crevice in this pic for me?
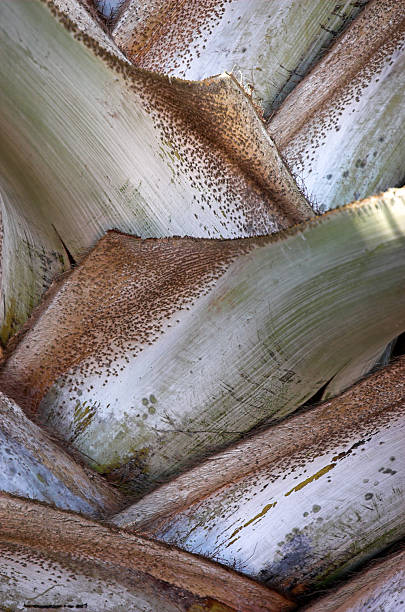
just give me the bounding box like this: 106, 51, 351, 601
52, 224, 76, 267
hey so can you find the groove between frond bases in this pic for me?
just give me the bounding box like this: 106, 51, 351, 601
106, 187, 404, 246
2, 188, 403, 368
112, 355, 405, 531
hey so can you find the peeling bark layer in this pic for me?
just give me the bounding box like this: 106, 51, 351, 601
0, 493, 294, 612
114, 358, 405, 595
1, 189, 405, 495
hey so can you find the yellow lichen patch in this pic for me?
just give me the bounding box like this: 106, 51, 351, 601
284, 464, 336, 497
228, 501, 277, 540
73, 400, 97, 440
225, 536, 240, 549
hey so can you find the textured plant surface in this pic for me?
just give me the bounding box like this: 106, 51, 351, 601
0, 0, 404, 610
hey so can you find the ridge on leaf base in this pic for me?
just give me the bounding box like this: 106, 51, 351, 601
0, 0, 311, 344
268, 0, 405, 211
1, 188, 405, 498
111, 0, 367, 117
113, 356, 405, 595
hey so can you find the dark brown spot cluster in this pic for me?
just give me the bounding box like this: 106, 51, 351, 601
44, 0, 312, 240
269, 0, 405, 161
0, 232, 257, 412
114, 0, 226, 78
